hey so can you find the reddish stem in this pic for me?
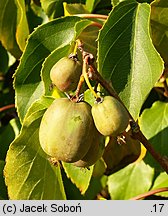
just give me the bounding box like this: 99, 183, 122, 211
91, 22, 103, 29
0, 104, 15, 112
75, 14, 108, 20
130, 187, 168, 200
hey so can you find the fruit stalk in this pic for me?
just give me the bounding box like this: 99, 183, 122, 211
75, 74, 85, 99
82, 54, 99, 99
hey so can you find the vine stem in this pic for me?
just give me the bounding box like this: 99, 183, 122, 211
0, 104, 15, 112
90, 22, 103, 29
73, 41, 78, 55
88, 62, 168, 174
130, 187, 168, 200
73, 14, 107, 29
75, 14, 108, 20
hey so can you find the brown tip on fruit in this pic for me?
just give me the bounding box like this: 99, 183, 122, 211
68, 53, 78, 62
95, 97, 103, 104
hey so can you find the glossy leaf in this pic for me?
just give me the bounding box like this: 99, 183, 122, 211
0, 160, 8, 199
40, 0, 64, 19
14, 16, 92, 122
151, 172, 168, 197
107, 161, 154, 200
79, 25, 99, 58
15, 0, 29, 51
94, 0, 112, 14
150, 0, 168, 64
84, 89, 96, 106
112, 0, 128, 7
40, 0, 86, 19
85, 0, 101, 12
98, 1, 164, 120
0, 0, 29, 58
139, 101, 168, 171
4, 97, 66, 199
84, 175, 108, 199
0, 118, 20, 161
64, 3, 89, 15
62, 162, 93, 195
26, 1, 43, 33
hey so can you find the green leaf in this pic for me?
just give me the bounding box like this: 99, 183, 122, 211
62, 162, 93, 195
92, 0, 112, 15
40, 0, 64, 19
64, 3, 89, 15
139, 101, 168, 171
0, 160, 8, 199
151, 172, 168, 197
79, 25, 99, 58
15, 0, 29, 51
0, 118, 20, 161
9, 118, 21, 137
0, 0, 29, 58
84, 89, 96, 106
85, 0, 101, 12
107, 161, 154, 200
61, 170, 85, 199
14, 16, 92, 122
112, 0, 128, 7
26, 1, 43, 34
4, 96, 66, 199
98, 1, 164, 120
150, 0, 168, 64
40, 0, 86, 19
84, 175, 108, 199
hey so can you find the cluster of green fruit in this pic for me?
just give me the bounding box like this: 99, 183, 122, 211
39, 56, 129, 168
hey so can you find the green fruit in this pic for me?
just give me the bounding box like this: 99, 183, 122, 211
50, 57, 82, 92
73, 129, 105, 168
39, 98, 95, 163
91, 96, 129, 136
